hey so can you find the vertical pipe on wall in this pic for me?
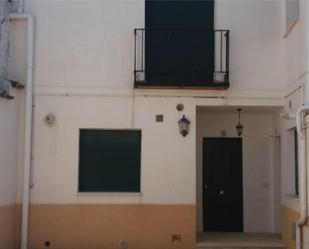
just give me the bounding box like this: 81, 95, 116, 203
296, 2, 309, 248
296, 106, 309, 249
9, 13, 34, 249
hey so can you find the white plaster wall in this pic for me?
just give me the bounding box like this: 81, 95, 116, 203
26, 0, 144, 88
304, 226, 309, 249
135, 97, 196, 204
280, 87, 309, 249
18, 0, 291, 223
24, 0, 286, 91
30, 95, 196, 205
282, 4, 309, 248
23, 0, 288, 207
215, 0, 286, 91
271, 109, 283, 233
5, 0, 308, 244
196, 109, 281, 233
284, 0, 308, 89
30, 90, 284, 205
31, 95, 137, 204
280, 88, 303, 212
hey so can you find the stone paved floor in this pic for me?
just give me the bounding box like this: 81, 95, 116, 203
196, 232, 285, 249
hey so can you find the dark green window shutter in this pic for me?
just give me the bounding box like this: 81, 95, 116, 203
79, 129, 141, 192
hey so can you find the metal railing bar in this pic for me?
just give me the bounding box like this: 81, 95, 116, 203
142, 30, 144, 71
225, 30, 230, 83
134, 28, 230, 86
220, 31, 223, 72
135, 28, 229, 32
134, 29, 137, 76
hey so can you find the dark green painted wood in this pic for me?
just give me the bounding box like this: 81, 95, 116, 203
203, 138, 243, 232
79, 130, 141, 192
145, 0, 214, 86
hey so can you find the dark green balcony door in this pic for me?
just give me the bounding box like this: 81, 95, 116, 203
145, 0, 214, 86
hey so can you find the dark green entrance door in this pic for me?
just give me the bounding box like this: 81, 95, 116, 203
145, 0, 214, 86
203, 138, 243, 232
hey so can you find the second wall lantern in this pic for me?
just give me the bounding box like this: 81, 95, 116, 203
178, 115, 190, 137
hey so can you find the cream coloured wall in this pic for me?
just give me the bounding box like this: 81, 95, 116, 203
27, 0, 144, 89
24, 0, 286, 92
30, 95, 196, 205
215, 0, 286, 91
196, 109, 281, 233
280, 87, 303, 212
284, 0, 308, 90
23, 0, 288, 206
282, 3, 309, 248
30, 91, 284, 206
31, 95, 138, 204
6, 0, 304, 244
135, 97, 196, 204
304, 225, 309, 249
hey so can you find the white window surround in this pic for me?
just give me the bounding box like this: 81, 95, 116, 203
77, 192, 142, 197
285, 194, 300, 200
76, 192, 143, 205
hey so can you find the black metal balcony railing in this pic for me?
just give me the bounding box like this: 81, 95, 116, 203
134, 29, 230, 88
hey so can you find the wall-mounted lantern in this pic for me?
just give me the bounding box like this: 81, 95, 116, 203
235, 108, 244, 137
178, 115, 190, 137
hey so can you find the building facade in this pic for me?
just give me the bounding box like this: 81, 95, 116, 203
0, 0, 309, 249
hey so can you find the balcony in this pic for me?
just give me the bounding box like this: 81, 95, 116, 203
134, 29, 230, 89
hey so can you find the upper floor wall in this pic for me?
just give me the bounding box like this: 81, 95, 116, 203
215, 0, 286, 90
284, 0, 309, 91
25, 0, 287, 92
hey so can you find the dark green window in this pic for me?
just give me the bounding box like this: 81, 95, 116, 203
78, 129, 141, 192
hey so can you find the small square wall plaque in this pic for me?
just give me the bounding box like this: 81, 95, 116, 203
156, 114, 164, 122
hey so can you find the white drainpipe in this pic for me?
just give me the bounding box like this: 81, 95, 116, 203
9, 13, 34, 249
296, 105, 309, 249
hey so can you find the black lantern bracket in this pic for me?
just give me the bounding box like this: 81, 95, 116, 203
235, 108, 244, 137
